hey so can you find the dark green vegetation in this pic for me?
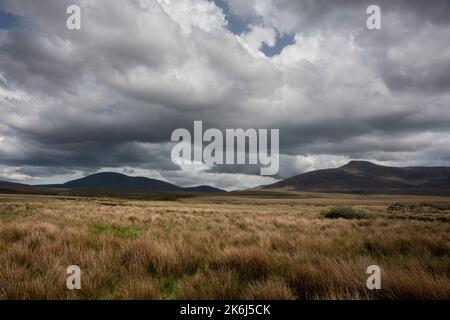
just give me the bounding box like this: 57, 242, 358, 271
321, 206, 370, 219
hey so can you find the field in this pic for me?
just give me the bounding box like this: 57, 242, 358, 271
0, 191, 449, 300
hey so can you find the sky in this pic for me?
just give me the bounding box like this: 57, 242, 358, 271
0, 0, 449, 190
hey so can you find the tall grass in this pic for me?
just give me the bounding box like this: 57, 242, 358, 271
0, 194, 449, 299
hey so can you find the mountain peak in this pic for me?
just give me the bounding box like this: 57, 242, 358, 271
57, 172, 224, 192
88, 172, 127, 177
342, 160, 379, 169
263, 160, 450, 192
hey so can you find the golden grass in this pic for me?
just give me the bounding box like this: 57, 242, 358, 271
0, 192, 449, 299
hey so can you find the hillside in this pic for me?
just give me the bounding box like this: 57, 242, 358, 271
1, 172, 224, 193
261, 161, 450, 192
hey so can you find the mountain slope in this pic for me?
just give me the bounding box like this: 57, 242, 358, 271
184, 185, 225, 193
262, 161, 450, 192
0, 180, 28, 188
58, 172, 182, 191
32, 172, 224, 193
52, 172, 223, 192
39, 172, 225, 192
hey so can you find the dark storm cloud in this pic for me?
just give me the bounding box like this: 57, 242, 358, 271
0, 137, 179, 171
0, 0, 449, 188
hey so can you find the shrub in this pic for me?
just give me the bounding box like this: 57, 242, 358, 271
321, 206, 369, 220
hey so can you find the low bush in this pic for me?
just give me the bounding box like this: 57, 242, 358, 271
321, 206, 370, 219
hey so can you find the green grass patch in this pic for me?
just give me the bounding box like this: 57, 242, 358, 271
158, 277, 180, 299
321, 206, 370, 219
93, 224, 141, 239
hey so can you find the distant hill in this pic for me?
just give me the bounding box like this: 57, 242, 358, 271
1, 172, 224, 193
51, 172, 182, 191
184, 185, 225, 193
0, 180, 28, 188
260, 161, 450, 193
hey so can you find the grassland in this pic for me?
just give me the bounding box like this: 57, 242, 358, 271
0, 191, 449, 299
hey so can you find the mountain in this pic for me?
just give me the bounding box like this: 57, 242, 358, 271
55, 172, 182, 191
0, 180, 28, 188
40, 172, 224, 192
261, 161, 450, 192
1, 172, 224, 193
184, 185, 225, 193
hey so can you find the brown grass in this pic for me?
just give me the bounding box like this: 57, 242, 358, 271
0, 192, 449, 299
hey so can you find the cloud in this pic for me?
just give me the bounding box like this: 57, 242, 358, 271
0, 0, 449, 189
238, 24, 276, 57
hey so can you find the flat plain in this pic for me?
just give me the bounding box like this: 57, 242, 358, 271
0, 191, 449, 299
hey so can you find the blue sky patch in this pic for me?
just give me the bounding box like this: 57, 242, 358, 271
260, 32, 295, 57
212, 0, 295, 57
212, 0, 252, 34
0, 11, 20, 29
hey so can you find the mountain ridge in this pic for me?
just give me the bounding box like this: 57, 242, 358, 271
261, 161, 450, 192
2, 161, 450, 195
0, 172, 224, 193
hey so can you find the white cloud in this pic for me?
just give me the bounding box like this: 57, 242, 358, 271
0, 167, 34, 182
157, 0, 226, 34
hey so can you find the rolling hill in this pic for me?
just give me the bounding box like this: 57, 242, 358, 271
1, 172, 224, 193
0, 180, 28, 188
261, 161, 450, 193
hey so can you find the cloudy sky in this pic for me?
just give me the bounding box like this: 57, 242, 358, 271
0, 0, 449, 190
